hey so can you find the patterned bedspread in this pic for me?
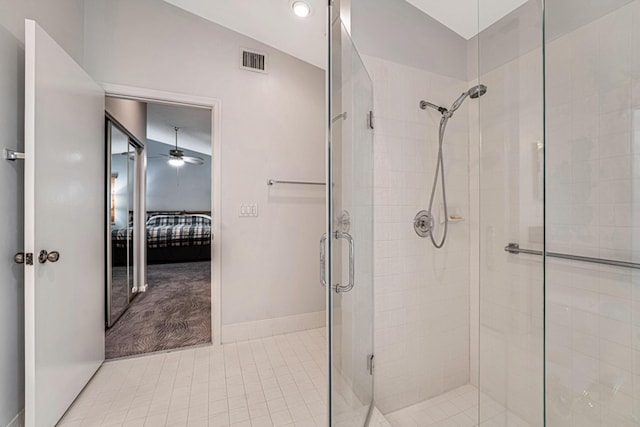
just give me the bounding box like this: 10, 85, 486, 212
112, 214, 212, 249
146, 224, 211, 249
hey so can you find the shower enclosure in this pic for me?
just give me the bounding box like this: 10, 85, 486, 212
327, 0, 640, 426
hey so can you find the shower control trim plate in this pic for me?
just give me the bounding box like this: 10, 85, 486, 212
414, 210, 433, 238
338, 210, 351, 233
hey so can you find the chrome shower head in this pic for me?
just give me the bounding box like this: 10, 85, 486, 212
449, 84, 488, 114
420, 84, 488, 117
468, 84, 488, 99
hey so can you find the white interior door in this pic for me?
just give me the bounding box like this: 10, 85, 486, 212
24, 19, 105, 427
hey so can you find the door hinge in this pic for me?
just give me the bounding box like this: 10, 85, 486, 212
367, 111, 374, 130
367, 354, 374, 375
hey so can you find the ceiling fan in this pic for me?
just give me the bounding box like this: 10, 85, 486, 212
160, 126, 204, 167
118, 127, 205, 166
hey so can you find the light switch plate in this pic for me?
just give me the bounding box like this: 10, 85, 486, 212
240, 203, 258, 217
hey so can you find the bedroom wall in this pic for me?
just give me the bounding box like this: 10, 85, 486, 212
83, 0, 326, 338
146, 140, 212, 212
0, 2, 85, 426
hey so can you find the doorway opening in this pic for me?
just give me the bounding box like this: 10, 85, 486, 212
104, 89, 220, 359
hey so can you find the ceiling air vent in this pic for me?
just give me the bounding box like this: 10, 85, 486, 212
241, 49, 268, 74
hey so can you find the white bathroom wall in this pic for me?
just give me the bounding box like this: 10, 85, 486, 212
545, 2, 640, 425
0, 2, 85, 425
83, 0, 326, 339
364, 55, 471, 413
0, 24, 26, 427
0, 0, 85, 65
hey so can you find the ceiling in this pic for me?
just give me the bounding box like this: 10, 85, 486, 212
162, 1, 533, 69
163, 0, 327, 69
405, 0, 528, 39
146, 103, 212, 155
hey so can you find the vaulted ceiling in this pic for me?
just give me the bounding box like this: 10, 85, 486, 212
162, 0, 532, 70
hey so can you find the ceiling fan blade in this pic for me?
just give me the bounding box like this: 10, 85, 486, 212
183, 156, 205, 165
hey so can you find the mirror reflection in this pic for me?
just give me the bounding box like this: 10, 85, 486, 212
107, 122, 137, 327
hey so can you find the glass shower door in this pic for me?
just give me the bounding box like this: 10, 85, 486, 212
327, 18, 374, 426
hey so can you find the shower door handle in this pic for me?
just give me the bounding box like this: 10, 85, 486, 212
320, 233, 327, 287
334, 231, 354, 293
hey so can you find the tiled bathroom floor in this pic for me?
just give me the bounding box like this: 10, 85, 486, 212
59, 328, 329, 426
62, 325, 531, 427
384, 384, 531, 427
58, 328, 389, 427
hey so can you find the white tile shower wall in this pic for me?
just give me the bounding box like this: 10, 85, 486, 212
545, 2, 640, 425
363, 55, 471, 414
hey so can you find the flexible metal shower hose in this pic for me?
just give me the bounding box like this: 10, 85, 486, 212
427, 115, 449, 248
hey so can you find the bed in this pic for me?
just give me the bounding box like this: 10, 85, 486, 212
111, 211, 212, 265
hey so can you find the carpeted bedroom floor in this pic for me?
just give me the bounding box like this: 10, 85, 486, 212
105, 261, 211, 359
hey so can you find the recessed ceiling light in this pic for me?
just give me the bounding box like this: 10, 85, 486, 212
292, 1, 311, 18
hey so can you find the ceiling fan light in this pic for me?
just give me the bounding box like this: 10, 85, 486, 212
168, 157, 185, 167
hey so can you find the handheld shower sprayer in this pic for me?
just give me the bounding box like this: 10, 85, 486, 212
420, 84, 487, 118
415, 84, 488, 248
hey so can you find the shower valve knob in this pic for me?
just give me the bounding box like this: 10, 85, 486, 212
414, 210, 433, 238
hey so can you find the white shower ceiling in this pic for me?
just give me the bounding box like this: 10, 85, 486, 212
405, 0, 528, 39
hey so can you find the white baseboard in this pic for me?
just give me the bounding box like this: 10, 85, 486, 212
221, 311, 325, 343
7, 410, 24, 427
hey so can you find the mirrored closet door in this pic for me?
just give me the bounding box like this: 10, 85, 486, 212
106, 120, 139, 328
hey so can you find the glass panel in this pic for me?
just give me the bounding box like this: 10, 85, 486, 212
108, 122, 132, 326
477, 0, 545, 425
329, 19, 374, 426
544, 1, 639, 425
